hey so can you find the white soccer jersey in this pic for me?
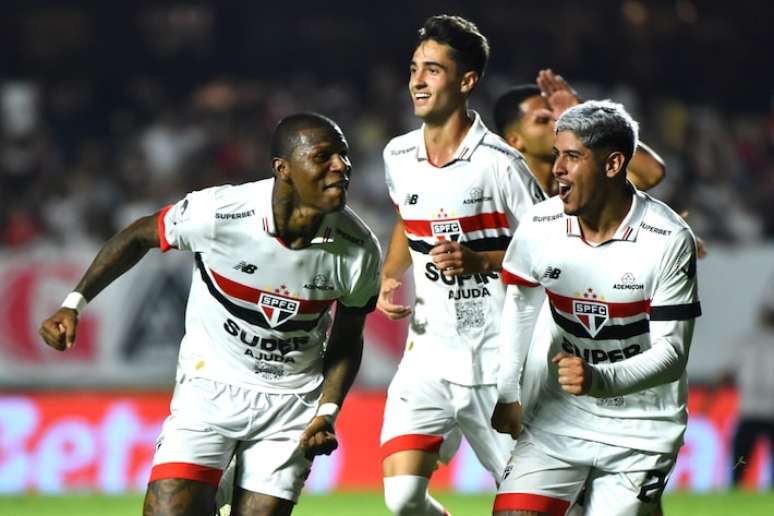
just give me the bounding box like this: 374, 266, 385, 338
158, 178, 381, 393
501, 190, 701, 453
384, 111, 544, 385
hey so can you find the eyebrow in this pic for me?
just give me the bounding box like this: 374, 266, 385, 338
410, 60, 448, 71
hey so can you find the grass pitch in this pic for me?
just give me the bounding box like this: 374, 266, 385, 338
2, 491, 773, 515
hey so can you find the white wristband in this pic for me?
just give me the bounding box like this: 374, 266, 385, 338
316, 402, 340, 424
61, 292, 88, 315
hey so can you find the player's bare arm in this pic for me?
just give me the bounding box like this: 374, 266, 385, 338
429, 241, 504, 276
38, 213, 160, 351
377, 216, 413, 320
628, 141, 666, 190
537, 68, 665, 191
299, 309, 367, 458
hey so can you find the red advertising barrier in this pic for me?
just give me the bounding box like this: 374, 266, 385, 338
0, 388, 769, 493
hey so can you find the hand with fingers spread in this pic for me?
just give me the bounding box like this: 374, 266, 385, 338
552, 352, 592, 395
537, 69, 581, 119
429, 241, 481, 277
377, 277, 412, 320
299, 416, 338, 459
39, 308, 79, 351
491, 401, 522, 439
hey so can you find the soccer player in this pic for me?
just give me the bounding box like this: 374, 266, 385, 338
493, 69, 665, 197
491, 100, 701, 516
377, 15, 544, 515
39, 113, 381, 516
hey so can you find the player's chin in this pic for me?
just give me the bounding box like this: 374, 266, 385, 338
321, 190, 347, 211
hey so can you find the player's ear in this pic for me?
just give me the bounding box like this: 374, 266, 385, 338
272, 157, 290, 181
505, 129, 526, 152
460, 71, 478, 94
605, 151, 626, 179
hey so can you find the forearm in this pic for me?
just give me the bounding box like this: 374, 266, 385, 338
627, 142, 665, 191
382, 218, 412, 280
319, 335, 363, 407
498, 284, 543, 403
469, 250, 505, 274
588, 319, 694, 397
75, 214, 160, 301
319, 310, 367, 407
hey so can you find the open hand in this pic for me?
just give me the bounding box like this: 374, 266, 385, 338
377, 277, 412, 320
537, 69, 581, 119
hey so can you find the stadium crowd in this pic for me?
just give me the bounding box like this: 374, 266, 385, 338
0, 2, 772, 251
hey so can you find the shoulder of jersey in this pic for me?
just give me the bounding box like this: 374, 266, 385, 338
331, 206, 382, 254
383, 130, 420, 161
636, 191, 692, 238
477, 132, 527, 163
523, 196, 565, 226
204, 180, 265, 212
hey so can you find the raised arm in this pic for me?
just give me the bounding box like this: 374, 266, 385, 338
537, 69, 665, 191
628, 141, 665, 191
38, 212, 161, 351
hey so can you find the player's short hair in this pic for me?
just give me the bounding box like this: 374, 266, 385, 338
493, 85, 542, 136
416, 15, 490, 79
271, 113, 341, 160
555, 100, 639, 166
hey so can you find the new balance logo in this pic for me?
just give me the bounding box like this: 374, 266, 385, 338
404, 194, 419, 205
543, 267, 561, 279
234, 261, 257, 274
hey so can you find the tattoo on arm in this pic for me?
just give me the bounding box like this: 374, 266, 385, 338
76, 214, 160, 301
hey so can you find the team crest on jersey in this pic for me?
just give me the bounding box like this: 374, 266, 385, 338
258, 293, 300, 328
431, 220, 462, 242
572, 299, 609, 338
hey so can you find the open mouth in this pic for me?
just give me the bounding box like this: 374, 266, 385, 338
414, 92, 430, 103
557, 181, 572, 200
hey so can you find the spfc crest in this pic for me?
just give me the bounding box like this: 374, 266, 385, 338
258, 293, 300, 328
572, 299, 609, 338
431, 219, 462, 242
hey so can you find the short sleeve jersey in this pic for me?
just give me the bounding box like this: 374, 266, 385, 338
384, 112, 544, 385
502, 191, 701, 453
158, 178, 381, 393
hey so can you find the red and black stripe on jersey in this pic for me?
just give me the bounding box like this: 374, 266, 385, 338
194, 253, 332, 332
403, 212, 512, 254
502, 272, 702, 340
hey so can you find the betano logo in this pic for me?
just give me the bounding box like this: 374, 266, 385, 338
258, 293, 300, 328
431, 220, 462, 242
572, 299, 609, 337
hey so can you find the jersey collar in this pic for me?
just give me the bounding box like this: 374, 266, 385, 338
566, 185, 647, 243
260, 179, 335, 246
415, 110, 488, 165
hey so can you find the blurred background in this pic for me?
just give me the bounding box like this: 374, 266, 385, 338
1, 0, 773, 504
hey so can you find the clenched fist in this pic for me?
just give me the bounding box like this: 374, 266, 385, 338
552, 352, 592, 395
39, 308, 79, 351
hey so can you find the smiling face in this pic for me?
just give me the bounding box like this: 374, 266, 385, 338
409, 39, 472, 124
552, 130, 607, 216
282, 126, 352, 213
